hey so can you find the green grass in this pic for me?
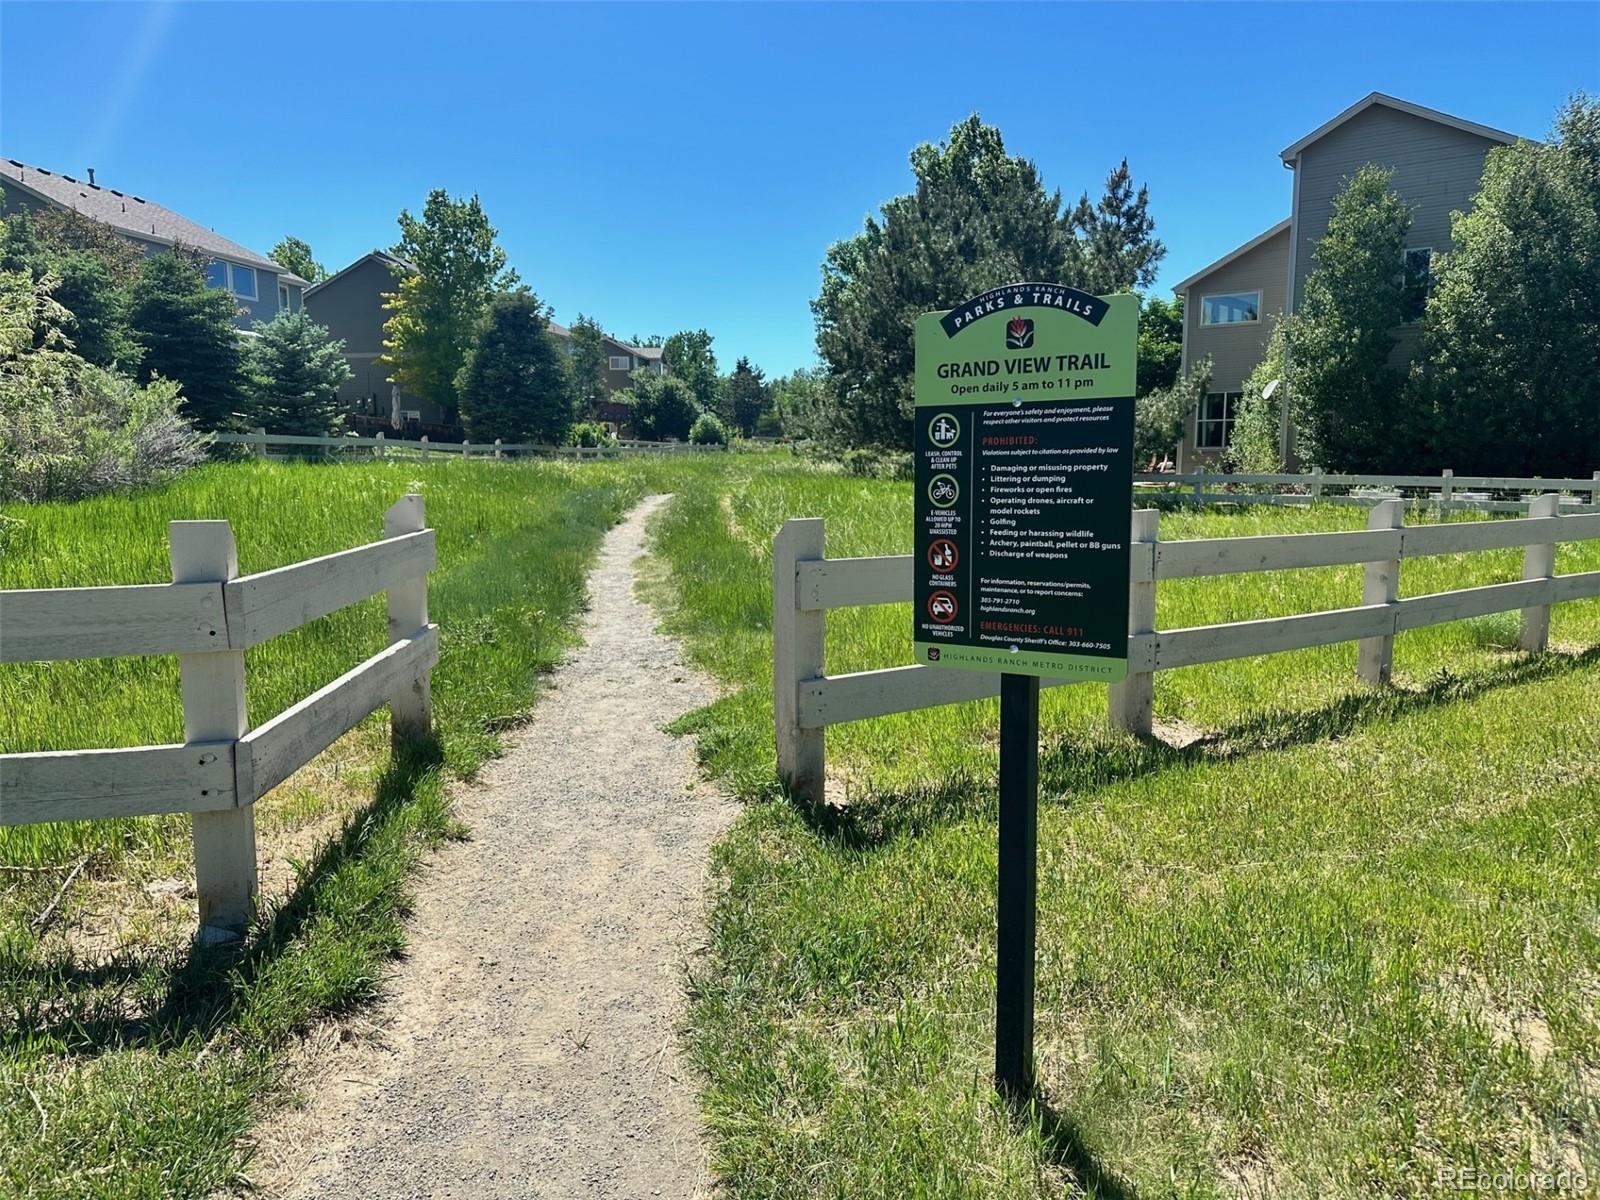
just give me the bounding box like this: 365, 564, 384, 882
0, 456, 734, 1197
645, 458, 1600, 1198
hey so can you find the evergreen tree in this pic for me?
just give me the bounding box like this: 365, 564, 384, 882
247, 310, 352, 435
127, 251, 249, 430
1422, 94, 1600, 475
1284, 165, 1416, 471
0, 209, 139, 369
567, 313, 608, 416
814, 114, 1164, 450
722, 356, 770, 435
270, 235, 327, 283
456, 291, 574, 443
382, 190, 517, 425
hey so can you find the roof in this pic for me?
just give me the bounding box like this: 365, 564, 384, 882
1173, 218, 1291, 294
303, 250, 413, 298
0, 158, 296, 278
1279, 93, 1520, 162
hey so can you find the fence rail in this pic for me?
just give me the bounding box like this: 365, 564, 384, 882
772, 495, 1600, 804
1138, 468, 1600, 514
213, 430, 728, 460
0, 495, 438, 941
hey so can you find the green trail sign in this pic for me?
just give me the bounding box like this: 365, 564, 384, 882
913, 284, 1138, 682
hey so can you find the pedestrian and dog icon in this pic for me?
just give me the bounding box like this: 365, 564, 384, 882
928, 412, 961, 449
927, 590, 958, 624
927, 538, 959, 572
927, 474, 960, 508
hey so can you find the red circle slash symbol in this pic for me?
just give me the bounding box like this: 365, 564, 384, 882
927, 590, 958, 624
927, 539, 960, 572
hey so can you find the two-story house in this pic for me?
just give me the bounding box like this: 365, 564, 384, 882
0, 159, 310, 329
1172, 94, 1522, 469
306, 249, 665, 434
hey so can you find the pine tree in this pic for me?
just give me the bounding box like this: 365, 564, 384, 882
247, 310, 352, 435
456, 291, 574, 443
567, 313, 608, 416
721, 356, 769, 435
127, 251, 249, 430
1069, 159, 1166, 294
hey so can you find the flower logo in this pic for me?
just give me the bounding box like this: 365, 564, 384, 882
1006, 317, 1034, 349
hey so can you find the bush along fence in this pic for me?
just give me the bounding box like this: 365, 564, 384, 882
773, 496, 1600, 804
213, 430, 729, 461
1138, 469, 1600, 514
0, 495, 438, 942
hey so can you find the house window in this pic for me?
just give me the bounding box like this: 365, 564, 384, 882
1200, 291, 1261, 326
1196, 391, 1240, 450
608, 355, 632, 371
205, 260, 228, 290
227, 263, 257, 300
1402, 247, 1432, 322
278, 284, 290, 312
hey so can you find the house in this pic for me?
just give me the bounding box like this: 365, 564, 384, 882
1172, 94, 1521, 469
306, 249, 666, 434
0, 159, 310, 329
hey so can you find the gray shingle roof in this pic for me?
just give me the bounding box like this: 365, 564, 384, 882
0, 158, 300, 281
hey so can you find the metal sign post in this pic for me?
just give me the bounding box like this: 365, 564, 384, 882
912, 283, 1136, 1099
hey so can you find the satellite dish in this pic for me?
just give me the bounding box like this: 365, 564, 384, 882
1262, 379, 1281, 402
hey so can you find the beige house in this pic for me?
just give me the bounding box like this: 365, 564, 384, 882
1173, 93, 1521, 469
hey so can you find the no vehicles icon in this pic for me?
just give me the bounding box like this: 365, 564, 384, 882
927, 590, 958, 624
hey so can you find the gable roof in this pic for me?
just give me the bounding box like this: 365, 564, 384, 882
303, 249, 413, 298
0, 158, 306, 283
1173, 218, 1291, 294
1279, 93, 1520, 162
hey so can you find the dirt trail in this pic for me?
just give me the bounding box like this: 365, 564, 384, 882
256, 495, 732, 1199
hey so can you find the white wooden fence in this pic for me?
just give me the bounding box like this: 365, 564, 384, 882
773, 496, 1600, 804
213, 430, 728, 460
0, 495, 438, 942
1139, 469, 1600, 514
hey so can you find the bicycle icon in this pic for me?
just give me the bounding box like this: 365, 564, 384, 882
927, 474, 960, 508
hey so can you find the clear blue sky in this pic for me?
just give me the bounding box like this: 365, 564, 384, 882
2, 2, 1594, 375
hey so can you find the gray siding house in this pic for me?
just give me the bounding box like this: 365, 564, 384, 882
1173, 94, 1520, 469
0, 159, 310, 329
306, 250, 666, 434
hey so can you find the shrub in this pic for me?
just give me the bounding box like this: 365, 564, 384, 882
626, 372, 697, 441
0, 270, 209, 501
689, 412, 729, 446
753, 410, 783, 438
1136, 355, 1208, 468
566, 420, 616, 448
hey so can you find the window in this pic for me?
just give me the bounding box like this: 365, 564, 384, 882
278, 284, 290, 312
226, 263, 257, 300
608, 355, 633, 371
1196, 391, 1240, 450
205, 260, 228, 289
1200, 291, 1261, 326
1402, 247, 1432, 322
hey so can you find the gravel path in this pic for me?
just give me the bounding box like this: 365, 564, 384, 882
257, 495, 732, 1199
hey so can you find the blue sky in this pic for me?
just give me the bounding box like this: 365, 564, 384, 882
1, 2, 1594, 375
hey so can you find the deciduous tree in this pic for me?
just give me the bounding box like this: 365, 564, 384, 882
1136, 294, 1183, 397
721, 356, 770, 435
270, 235, 327, 284
567, 313, 608, 416
624, 370, 696, 441
663, 328, 720, 412
382, 190, 517, 425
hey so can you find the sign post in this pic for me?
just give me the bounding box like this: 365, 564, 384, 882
913, 283, 1137, 1098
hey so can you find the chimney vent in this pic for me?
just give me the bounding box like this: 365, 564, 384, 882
87, 167, 96, 186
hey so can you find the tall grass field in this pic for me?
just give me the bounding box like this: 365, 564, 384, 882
0, 456, 728, 1197
644, 458, 1600, 1198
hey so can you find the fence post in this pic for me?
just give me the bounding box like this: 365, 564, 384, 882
774, 518, 825, 805
419, 436, 430, 461
253, 427, 267, 460
170, 520, 256, 943
374, 431, 386, 460
1357, 499, 1404, 686
1107, 509, 1159, 736
1310, 468, 1325, 503
1192, 477, 1203, 506
384, 494, 432, 742
1439, 469, 1454, 516
1592, 471, 1600, 508
494, 438, 503, 460
461, 439, 471, 459
1519, 492, 1561, 652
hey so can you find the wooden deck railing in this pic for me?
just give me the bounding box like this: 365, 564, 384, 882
0, 495, 438, 942
772, 496, 1600, 804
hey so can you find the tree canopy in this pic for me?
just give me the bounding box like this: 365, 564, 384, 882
813, 114, 1164, 450
663, 328, 720, 412
270, 236, 327, 284
625, 370, 697, 441
456, 290, 574, 444
1136, 294, 1183, 397
721, 356, 770, 436
567, 313, 608, 416
382, 190, 517, 425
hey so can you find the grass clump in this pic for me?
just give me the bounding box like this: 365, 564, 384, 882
645, 461, 1600, 1197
